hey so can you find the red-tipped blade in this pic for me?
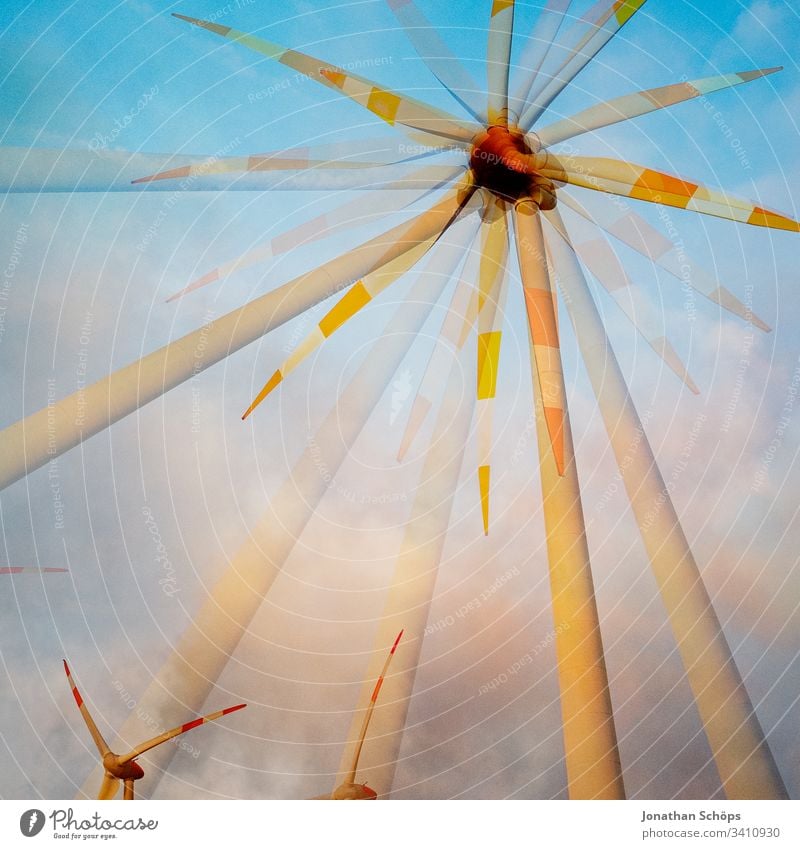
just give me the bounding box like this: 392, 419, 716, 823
117, 703, 247, 764
348, 630, 404, 783
62, 660, 111, 757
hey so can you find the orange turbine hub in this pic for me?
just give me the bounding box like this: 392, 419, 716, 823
469, 125, 556, 208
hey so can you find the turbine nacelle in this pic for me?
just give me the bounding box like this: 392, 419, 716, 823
331, 781, 378, 800
101, 753, 145, 782
469, 125, 556, 208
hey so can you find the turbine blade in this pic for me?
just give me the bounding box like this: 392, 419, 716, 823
0, 146, 238, 194
510, 0, 572, 119
1, 146, 462, 193
386, 0, 485, 121
131, 157, 395, 185
543, 211, 699, 393
133, 136, 453, 185
520, 0, 649, 128
242, 182, 479, 418
514, 200, 566, 475
165, 163, 462, 302
347, 630, 404, 784
317, 67, 479, 144
335, 343, 478, 793
1, 567, 67, 574
548, 201, 789, 801
0, 174, 476, 492
535, 67, 782, 147
241, 239, 435, 419
532, 151, 800, 233
63, 660, 111, 758
486, 0, 516, 125
97, 774, 121, 801
559, 190, 772, 330
519, 0, 618, 113
117, 703, 246, 764
475, 198, 510, 534
396, 242, 481, 462
173, 14, 479, 145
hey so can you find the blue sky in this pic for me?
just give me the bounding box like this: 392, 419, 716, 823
1, 0, 800, 800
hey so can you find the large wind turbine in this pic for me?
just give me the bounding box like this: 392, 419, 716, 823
63, 661, 245, 800
3, 0, 796, 799
314, 631, 405, 800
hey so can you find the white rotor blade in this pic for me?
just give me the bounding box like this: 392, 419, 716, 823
117, 704, 246, 764
0, 180, 474, 491
520, 0, 649, 128
63, 661, 110, 758
510, 0, 572, 119
386, 0, 485, 121
486, 0, 516, 125
347, 630, 404, 783
534, 67, 781, 147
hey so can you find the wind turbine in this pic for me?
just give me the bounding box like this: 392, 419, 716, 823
63, 660, 245, 800
314, 630, 404, 800
1, 0, 795, 799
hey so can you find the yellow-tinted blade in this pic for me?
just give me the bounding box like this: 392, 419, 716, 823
558, 190, 771, 331
475, 197, 510, 533
510, 0, 572, 119
397, 219, 483, 461
165, 165, 458, 302
544, 210, 699, 394
387, 0, 485, 121
397, 262, 480, 461
513, 200, 566, 476
174, 14, 479, 145
535, 67, 781, 147
132, 158, 392, 185
242, 182, 479, 418
133, 136, 447, 185
520, 0, 649, 129
533, 151, 800, 233
486, 0, 516, 125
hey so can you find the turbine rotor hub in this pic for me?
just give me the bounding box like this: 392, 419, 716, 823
469, 125, 557, 209
103, 753, 145, 780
